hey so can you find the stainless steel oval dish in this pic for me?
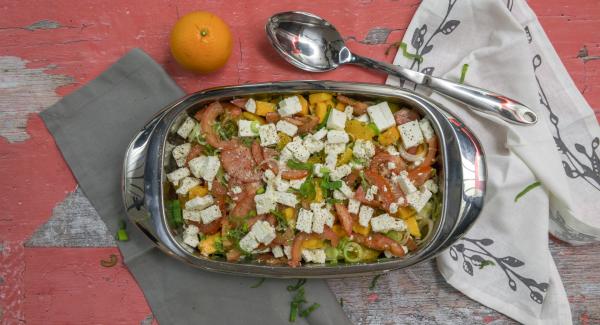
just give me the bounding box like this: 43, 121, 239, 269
122, 81, 486, 278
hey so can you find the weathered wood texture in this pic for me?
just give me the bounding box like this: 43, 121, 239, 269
0, 0, 599, 324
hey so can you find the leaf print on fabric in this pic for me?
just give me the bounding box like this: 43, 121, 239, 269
440, 20, 460, 34
421, 67, 435, 76
448, 237, 549, 304
411, 24, 427, 49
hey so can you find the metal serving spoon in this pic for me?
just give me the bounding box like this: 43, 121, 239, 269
266, 11, 538, 125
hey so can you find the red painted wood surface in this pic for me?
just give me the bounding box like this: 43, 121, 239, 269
0, 1, 599, 324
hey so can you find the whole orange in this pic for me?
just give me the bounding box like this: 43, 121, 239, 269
170, 11, 233, 74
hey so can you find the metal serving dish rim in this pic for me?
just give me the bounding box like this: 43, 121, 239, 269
122, 80, 486, 278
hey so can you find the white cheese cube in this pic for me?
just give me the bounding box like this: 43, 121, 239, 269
263, 169, 276, 182
278, 96, 302, 117
202, 156, 221, 182
321, 207, 335, 227
348, 199, 361, 214
419, 118, 435, 140
254, 192, 277, 215
239, 234, 259, 253
327, 130, 350, 144
238, 120, 258, 137
325, 153, 338, 170
250, 220, 276, 244
386, 145, 400, 156
275, 177, 290, 192
352, 140, 375, 160
177, 117, 196, 139
232, 186, 242, 194
394, 170, 417, 194
370, 213, 406, 233
339, 182, 354, 199
398, 120, 424, 149
185, 195, 214, 211
407, 189, 432, 212
389, 202, 399, 214
176, 177, 200, 195
312, 128, 327, 140
355, 114, 370, 123
324, 143, 346, 155
172, 143, 192, 167
311, 206, 326, 234
388, 162, 396, 170
333, 190, 346, 200
244, 98, 257, 113
313, 163, 329, 177
285, 140, 310, 162
259, 124, 279, 147
275, 191, 298, 207
272, 245, 284, 258
326, 109, 347, 130
167, 167, 190, 185
302, 249, 326, 264
199, 205, 221, 224
344, 105, 354, 119
182, 225, 200, 247
188, 156, 207, 179
284, 245, 293, 259
289, 177, 306, 190
365, 185, 378, 201
423, 179, 438, 193
303, 135, 325, 154
276, 120, 298, 137
367, 102, 396, 131
358, 205, 374, 227
182, 209, 201, 222
295, 208, 313, 233
330, 164, 352, 181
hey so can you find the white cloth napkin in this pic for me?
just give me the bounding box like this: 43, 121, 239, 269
387, 0, 600, 324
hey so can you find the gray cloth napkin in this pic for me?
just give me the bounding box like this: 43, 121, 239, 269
40, 48, 348, 325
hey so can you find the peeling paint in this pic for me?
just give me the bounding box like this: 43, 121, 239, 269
25, 20, 62, 31
140, 314, 154, 325
577, 45, 600, 62
0, 56, 73, 142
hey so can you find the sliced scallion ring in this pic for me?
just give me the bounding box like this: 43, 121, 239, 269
342, 242, 362, 263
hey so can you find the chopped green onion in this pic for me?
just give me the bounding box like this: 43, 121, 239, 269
118, 219, 127, 230
240, 137, 255, 147
116, 229, 129, 241
325, 198, 344, 205
514, 181, 541, 202
287, 159, 314, 171
325, 246, 340, 263
384, 41, 423, 63
250, 121, 260, 133
369, 274, 382, 290
271, 210, 289, 231
289, 302, 299, 322
256, 186, 266, 194
187, 123, 201, 142
359, 171, 370, 190
171, 200, 183, 226
367, 123, 380, 135
287, 279, 307, 291
250, 278, 266, 288
316, 107, 333, 130
342, 242, 362, 263
289, 287, 307, 322
459, 63, 469, 84
319, 166, 330, 174
297, 177, 316, 200
299, 303, 320, 318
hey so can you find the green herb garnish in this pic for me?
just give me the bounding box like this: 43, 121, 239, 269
289, 287, 306, 322
459, 63, 469, 84
213, 120, 237, 141
297, 176, 316, 200
514, 181, 541, 202
116, 229, 129, 241
369, 274, 382, 290
384, 41, 423, 63
216, 167, 227, 186
271, 210, 289, 231
325, 198, 344, 204
240, 137, 255, 147
256, 186, 266, 194
250, 278, 266, 288
287, 279, 307, 291
367, 122, 380, 135
287, 159, 314, 171
359, 171, 370, 190
316, 107, 333, 130
170, 200, 183, 226
299, 303, 320, 318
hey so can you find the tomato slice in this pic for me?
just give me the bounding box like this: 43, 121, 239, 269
334, 203, 354, 236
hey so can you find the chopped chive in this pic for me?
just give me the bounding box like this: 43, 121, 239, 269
287, 159, 314, 171
287, 279, 307, 291
256, 186, 266, 194
289, 302, 299, 322
316, 107, 332, 130
459, 63, 469, 84
250, 278, 266, 288
514, 181, 541, 202
384, 42, 423, 63
367, 123, 380, 135
116, 229, 129, 241
369, 274, 383, 290
299, 303, 320, 318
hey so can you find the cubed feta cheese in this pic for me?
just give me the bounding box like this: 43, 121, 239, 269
355, 114, 370, 123
275, 191, 298, 207
339, 182, 354, 199
272, 245, 284, 258
407, 189, 432, 212
333, 190, 346, 200
263, 169, 276, 182
419, 118, 435, 140
327, 130, 350, 144
326, 109, 347, 130
386, 145, 400, 156
244, 98, 257, 113
352, 140, 375, 160
370, 213, 406, 233
278, 147, 293, 166
185, 195, 214, 211
358, 205, 374, 227
302, 249, 326, 264
202, 156, 221, 182
239, 234, 259, 253
389, 202, 399, 214
348, 199, 361, 214
276, 120, 299, 137
423, 179, 438, 193
388, 162, 396, 170
172, 143, 192, 167
254, 191, 277, 215
289, 177, 306, 190
250, 220, 276, 244
176, 177, 200, 195
284, 245, 293, 259
167, 167, 190, 185
325, 153, 338, 170
312, 128, 327, 140
182, 225, 200, 247
177, 117, 196, 139
182, 209, 201, 222
394, 170, 417, 194
188, 156, 207, 179
324, 143, 346, 155
303, 135, 324, 154
259, 124, 278, 147
365, 185, 378, 201
322, 208, 335, 227
238, 120, 258, 137
199, 205, 221, 224
278, 96, 302, 117
295, 208, 313, 233
312, 163, 329, 177
367, 102, 396, 131
330, 164, 352, 181
285, 140, 310, 162
344, 105, 354, 119
398, 120, 424, 149
232, 186, 242, 194
311, 205, 326, 234
275, 177, 290, 192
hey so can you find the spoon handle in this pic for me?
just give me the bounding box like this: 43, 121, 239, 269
350, 55, 538, 125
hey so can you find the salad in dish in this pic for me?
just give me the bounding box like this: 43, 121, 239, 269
165, 92, 440, 267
